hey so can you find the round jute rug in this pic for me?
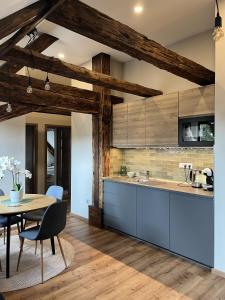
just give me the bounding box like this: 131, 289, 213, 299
0, 235, 74, 292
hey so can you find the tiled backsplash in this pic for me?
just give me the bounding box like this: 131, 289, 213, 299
110, 148, 213, 182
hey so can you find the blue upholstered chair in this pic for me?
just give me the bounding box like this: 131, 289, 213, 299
0, 293, 5, 300
23, 185, 64, 225
0, 188, 21, 244
17, 201, 67, 283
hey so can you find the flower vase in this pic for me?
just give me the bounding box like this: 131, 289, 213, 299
10, 188, 23, 204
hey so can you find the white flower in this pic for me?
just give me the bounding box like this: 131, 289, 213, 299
0, 156, 32, 188
0, 169, 4, 179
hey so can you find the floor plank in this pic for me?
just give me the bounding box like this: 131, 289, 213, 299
4, 214, 225, 300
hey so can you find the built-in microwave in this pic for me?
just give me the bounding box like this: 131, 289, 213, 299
178, 116, 214, 147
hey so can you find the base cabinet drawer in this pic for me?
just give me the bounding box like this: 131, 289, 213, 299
103, 182, 137, 237
137, 187, 170, 249
170, 192, 214, 267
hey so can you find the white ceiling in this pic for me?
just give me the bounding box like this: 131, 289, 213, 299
1, 0, 215, 65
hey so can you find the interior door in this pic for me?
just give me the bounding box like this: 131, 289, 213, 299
56, 127, 71, 202
25, 124, 38, 193
46, 126, 71, 208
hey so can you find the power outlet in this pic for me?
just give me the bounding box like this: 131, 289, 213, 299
179, 163, 193, 169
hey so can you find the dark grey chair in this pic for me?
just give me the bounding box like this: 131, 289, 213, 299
23, 185, 64, 225
0, 188, 21, 244
17, 201, 67, 283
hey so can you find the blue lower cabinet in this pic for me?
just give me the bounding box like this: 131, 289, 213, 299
103, 181, 214, 267
103, 182, 137, 237
170, 192, 214, 267
137, 187, 170, 249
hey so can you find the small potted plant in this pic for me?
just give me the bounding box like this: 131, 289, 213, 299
0, 156, 32, 204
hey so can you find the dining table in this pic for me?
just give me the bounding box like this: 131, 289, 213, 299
0, 194, 55, 278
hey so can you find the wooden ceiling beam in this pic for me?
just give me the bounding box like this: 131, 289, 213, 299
3, 47, 162, 97
0, 71, 99, 103
0, 0, 66, 56
0, 33, 58, 73
0, 76, 99, 114
47, 0, 215, 86
0, 103, 71, 122
0, 1, 46, 41
0, 103, 34, 122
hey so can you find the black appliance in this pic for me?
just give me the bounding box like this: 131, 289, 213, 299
179, 116, 214, 147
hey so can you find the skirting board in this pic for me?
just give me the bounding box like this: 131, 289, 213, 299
212, 268, 225, 278
70, 212, 88, 223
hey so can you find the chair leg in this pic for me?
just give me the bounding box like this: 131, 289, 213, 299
40, 240, 44, 284
24, 220, 27, 229
35, 240, 38, 255
0, 259, 2, 272
17, 223, 21, 234
57, 235, 67, 269
3, 227, 5, 244
16, 237, 24, 272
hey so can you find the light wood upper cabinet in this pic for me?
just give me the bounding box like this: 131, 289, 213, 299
127, 100, 146, 146
112, 103, 128, 146
179, 85, 215, 117
146, 93, 179, 146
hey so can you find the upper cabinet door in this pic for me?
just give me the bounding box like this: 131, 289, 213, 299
179, 85, 215, 117
127, 100, 146, 146
112, 103, 128, 147
146, 93, 179, 146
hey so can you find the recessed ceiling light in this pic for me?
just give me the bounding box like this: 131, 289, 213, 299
58, 53, 65, 59
134, 5, 143, 14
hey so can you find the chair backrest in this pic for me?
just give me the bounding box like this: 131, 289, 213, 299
36, 201, 67, 240
0, 189, 4, 196
46, 185, 64, 201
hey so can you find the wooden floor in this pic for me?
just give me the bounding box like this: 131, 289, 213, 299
4, 214, 225, 300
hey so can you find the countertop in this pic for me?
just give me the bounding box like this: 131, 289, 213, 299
103, 176, 213, 198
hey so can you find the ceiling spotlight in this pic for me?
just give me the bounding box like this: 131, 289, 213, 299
44, 73, 50, 91
58, 53, 65, 59
213, 0, 224, 41
6, 103, 12, 113
134, 5, 143, 14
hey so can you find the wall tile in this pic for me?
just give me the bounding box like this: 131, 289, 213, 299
110, 148, 213, 182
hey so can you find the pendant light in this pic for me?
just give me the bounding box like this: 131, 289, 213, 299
6, 103, 12, 113
44, 73, 50, 91
6, 67, 12, 113
213, 0, 224, 41
26, 66, 32, 94
26, 75, 33, 94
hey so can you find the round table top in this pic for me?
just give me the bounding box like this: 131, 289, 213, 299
0, 194, 55, 215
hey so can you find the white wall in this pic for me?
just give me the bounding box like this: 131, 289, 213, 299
0, 116, 25, 194
214, 1, 225, 273
123, 30, 215, 101
71, 62, 93, 218
71, 112, 93, 218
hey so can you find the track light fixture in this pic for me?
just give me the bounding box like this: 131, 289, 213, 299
213, 0, 224, 41
44, 73, 50, 91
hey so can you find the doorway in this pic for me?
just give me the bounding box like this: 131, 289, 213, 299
45, 125, 71, 209
25, 124, 38, 194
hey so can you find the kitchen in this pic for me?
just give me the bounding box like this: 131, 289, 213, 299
103, 84, 215, 268
2, 0, 225, 299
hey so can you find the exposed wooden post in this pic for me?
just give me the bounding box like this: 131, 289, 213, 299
89, 53, 111, 228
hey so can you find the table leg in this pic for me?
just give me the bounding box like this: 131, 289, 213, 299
51, 237, 55, 255
6, 215, 11, 278
20, 214, 23, 231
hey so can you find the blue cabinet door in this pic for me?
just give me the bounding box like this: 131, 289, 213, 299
103, 181, 137, 237
137, 186, 170, 249
170, 192, 214, 267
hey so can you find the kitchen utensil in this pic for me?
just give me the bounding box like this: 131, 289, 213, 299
127, 171, 135, 178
